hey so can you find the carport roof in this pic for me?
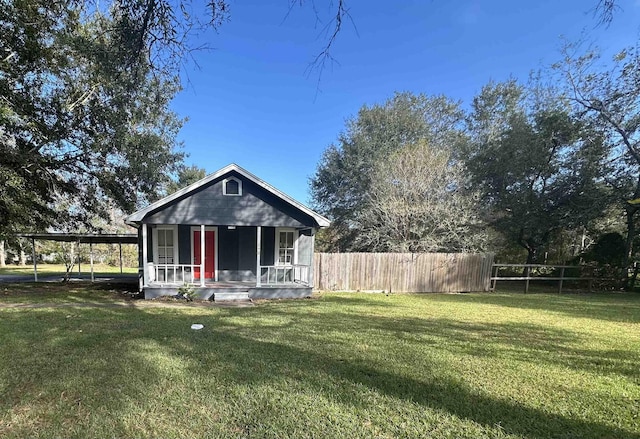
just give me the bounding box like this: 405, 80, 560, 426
18, 233, 138, 244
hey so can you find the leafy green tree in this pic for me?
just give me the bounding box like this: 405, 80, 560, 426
166, 165, 207, 195
310, 92, 467, 251
464, 80, 608, 264
587, 232, 626, 267
552, 42, 640, 281
0, 2, 184, 236
0, 0, 354, 239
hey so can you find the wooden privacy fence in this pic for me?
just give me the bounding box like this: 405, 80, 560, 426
314, 252, 495, 293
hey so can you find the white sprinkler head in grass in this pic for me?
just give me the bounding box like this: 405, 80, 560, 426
191, 324, 204, 330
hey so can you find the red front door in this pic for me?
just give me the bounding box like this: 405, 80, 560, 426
193, 230, 215, 280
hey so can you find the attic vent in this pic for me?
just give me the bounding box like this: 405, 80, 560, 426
223, 177, 242, 196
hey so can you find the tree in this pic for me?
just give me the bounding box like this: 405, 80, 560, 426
1, 1, 355, 240
165, 165, 207, 195
552, 42, 640, 281
464, 80, 608, 264
310, 92, 467, 251
356, 140, 486, 253
0, 2, 184, 237
593, 0, 623, 26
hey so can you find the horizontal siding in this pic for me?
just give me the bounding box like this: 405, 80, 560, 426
143, 172, 316, 227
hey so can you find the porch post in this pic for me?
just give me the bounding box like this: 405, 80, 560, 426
31, 238, 38, 282
142, 223, 148, 287
310, 228, 316, 288
89, 241, 95, 283
256, 226, 262, 287
200, 224, 205, 287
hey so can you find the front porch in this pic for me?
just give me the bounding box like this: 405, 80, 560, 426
139, 223, 314, 300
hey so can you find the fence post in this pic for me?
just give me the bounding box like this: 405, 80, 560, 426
558, 267, 565, 294
491, 264, 497, 291
524, 266, 530, 294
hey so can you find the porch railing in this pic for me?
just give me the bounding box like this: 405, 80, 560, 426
260, 264, 311, 286
149, 263, 200, 285
146, 263, 312, 287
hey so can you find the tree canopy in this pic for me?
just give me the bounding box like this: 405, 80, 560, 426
0, 0, 350, 238
0, 1, 187, 236
545, 41, 640, 283
165, 165, 208, 195
310, 92, 469, 251
358, 140, 486, 253
464, 80, 608, 263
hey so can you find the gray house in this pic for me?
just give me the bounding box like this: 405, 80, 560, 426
124, 164, 330, 300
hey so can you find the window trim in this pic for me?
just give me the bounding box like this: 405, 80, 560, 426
222, 177, 242, 196
152, 225, 179, 265
274, 228, 298, 266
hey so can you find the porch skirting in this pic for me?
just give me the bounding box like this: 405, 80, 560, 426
143, 285, 312, 300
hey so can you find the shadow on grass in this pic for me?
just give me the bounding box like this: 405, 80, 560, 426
1, 300, 637, 438
0, 281, 139, 303
240, 300, 640, 380
203, 334, 637, 439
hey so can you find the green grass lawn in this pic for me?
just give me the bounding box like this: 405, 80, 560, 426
0, 263, 137, 276
0, 281, 138, 304
0, 288, 638, 438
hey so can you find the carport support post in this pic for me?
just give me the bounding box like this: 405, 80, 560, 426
89, 241, 95, 283
119, 242, 123, 274
200, 224, 205, 287
77, 240, 81, 274
31, 238, 38, 282
256, 226, 262, 287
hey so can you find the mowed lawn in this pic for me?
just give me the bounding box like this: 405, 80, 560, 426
0, 263, 137, 276
0, 287, 639, 438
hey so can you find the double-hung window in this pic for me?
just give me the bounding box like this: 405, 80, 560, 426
277, 230, 296, 265
157, 228, 175, 264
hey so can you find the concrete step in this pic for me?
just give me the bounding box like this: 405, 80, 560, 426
214, 291, 251, 302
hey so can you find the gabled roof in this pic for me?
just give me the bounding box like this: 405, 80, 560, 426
124, 163, 331, 227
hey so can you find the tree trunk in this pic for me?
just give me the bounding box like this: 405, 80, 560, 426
0, 240, 5, 267
519, 229, 537, 274
525, 248, 536, 265
622, 206, 637, 289
19, 245, 26, 266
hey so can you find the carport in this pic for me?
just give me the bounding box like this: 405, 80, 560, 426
18, 233, 138, 282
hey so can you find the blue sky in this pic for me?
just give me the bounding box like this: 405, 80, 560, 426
170, 0, 640, 205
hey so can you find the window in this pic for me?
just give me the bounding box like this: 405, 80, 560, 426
277, 230, 296, 265
157, 228, 175, 264
223, 177, 242, 196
